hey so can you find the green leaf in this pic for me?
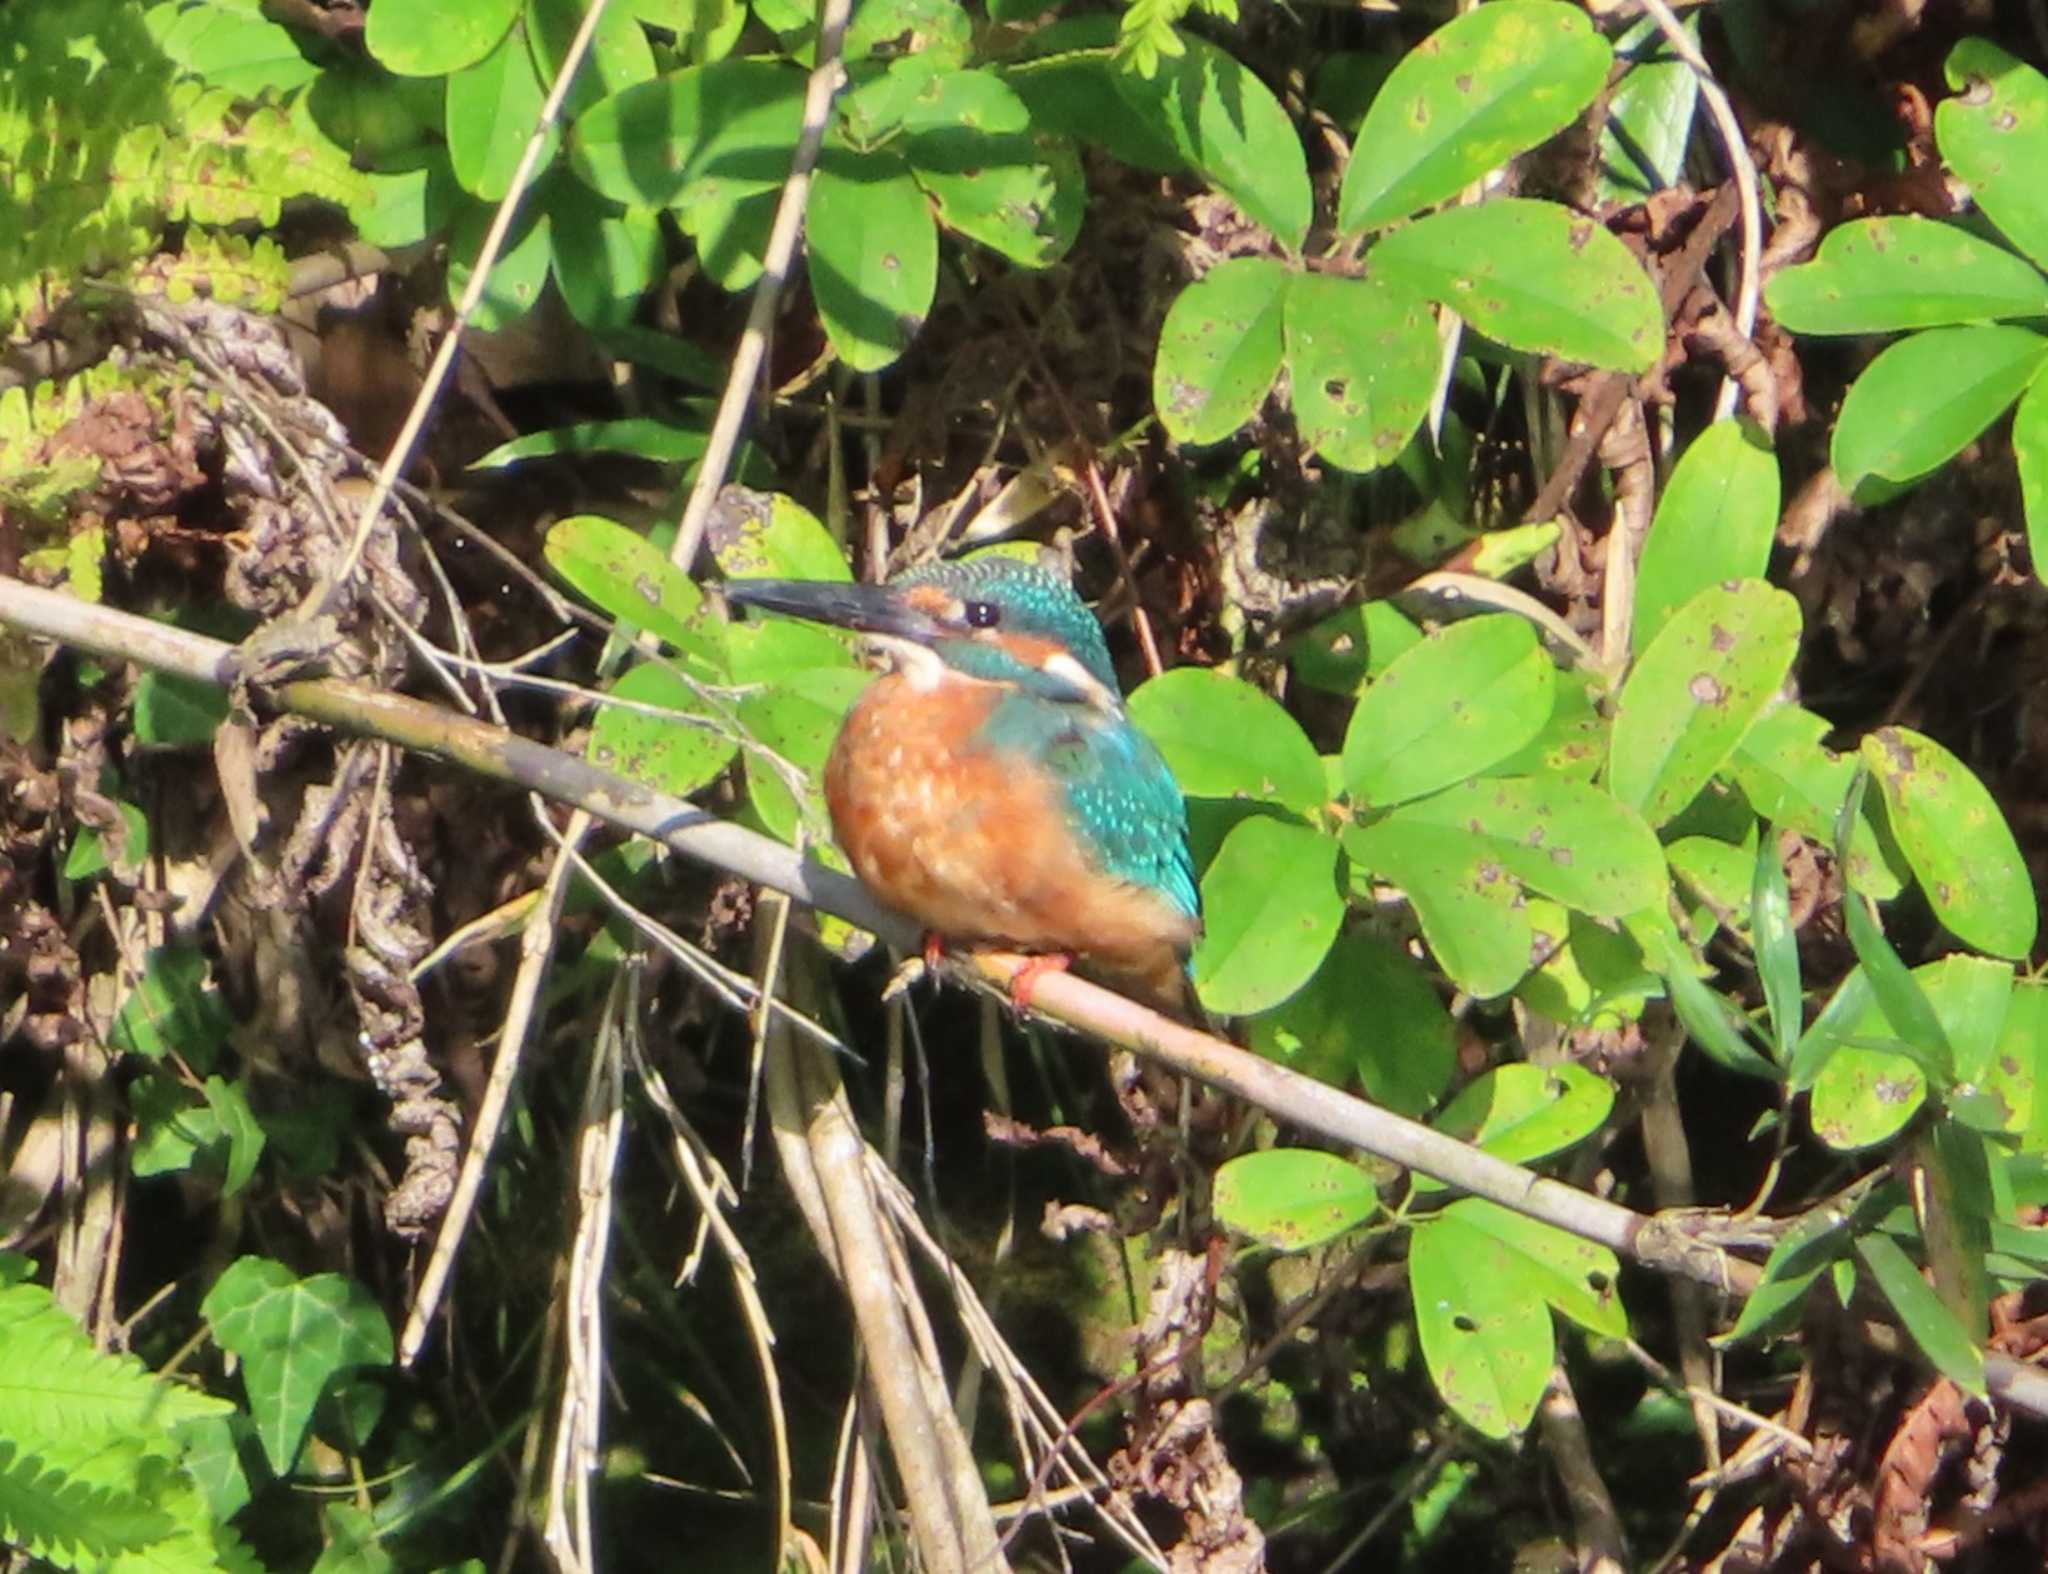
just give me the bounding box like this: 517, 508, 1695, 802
1764, 216, 2048, 333
1369, 200, 1661, 372
1427, 1062, 1613, 1182
1841, 893, 1957, 1092
1862, 726, 2037, 958
1807, 956, 2014, 1148
445, 21, 554, 202
1985, 978, 2048, 1146
587, 662, 738, 797
1153, 257, 1288, 446
569, 59, 806, 208
710, 491, 852, 583
1126, 667, 1325, 813
1284, 272, 1440, 473
1410, 1199, 1624, 1439
1723, 1193, 1865, 1342
1366, 776, 1666, 918
1408, 1204, 1554, 1440
1248, 930, 1455, 1116
1630, 909, 1782, 1081
1339, 0, 1611, 233
474, 418, 708, 469
1854, 1232, 1985, 1396
808, 145, 937, 371
1191, 817, 1343, 1016
159, 2, 322, 96
1342, 613, 1556, 807
1731, 705, 1900, 897
1001, 33, 1184, 174
130, 1075, 218, 1180
1486, 665, 1607, 781
740, 667, 872, 843
1291, 600, 1424, 695
1110, 30, 1312, 249
365, 0, 519, 75
2019, 375, 2048, 592
542, 514, 725, 675
527, 0, 657, 123
109, 945, 233, 1068
447, 197, 553, 330
202, 1258, 394, 1475
1832, 324, 2048, 498
1212, 1149, 1378, 1251
548, 178, 662, 333
202, 1076, 266, 1197
1344, 820, 1535, 998
1751, 831, 1802, 1063
893, 70, 1083, 267
1632, 420, 1781, 654
1936, 38, 2048, 271
1598, 16, 1697, 203
132, 673, 228, 747
1609, 580, 1801, 826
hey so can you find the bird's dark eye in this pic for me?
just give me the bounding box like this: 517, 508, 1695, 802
963, 600, 1001, 629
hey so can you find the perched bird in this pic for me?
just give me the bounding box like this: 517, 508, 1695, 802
726, 557, 1202, 1018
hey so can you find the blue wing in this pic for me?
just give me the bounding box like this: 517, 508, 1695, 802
979, 692, 1201, 925
1053, 718, 1202, 925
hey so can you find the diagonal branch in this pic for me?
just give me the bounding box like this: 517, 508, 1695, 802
5, 572, 2048, 1423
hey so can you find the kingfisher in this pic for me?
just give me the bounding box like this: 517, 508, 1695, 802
725, 557, 1202, 1019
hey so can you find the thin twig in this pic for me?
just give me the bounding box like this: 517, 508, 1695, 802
315, 0, 618, 616
667, 0, 855, 574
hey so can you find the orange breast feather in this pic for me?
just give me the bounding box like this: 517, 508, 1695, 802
825, 675, 1196, 994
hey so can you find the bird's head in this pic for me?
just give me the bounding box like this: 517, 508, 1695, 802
726, 557, 1125, 711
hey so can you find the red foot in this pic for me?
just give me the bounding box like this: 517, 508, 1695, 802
923, 930, 947, 972
1008, 953, 1072, 1011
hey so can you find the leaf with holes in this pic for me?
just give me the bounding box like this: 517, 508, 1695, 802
1410, 1198, 1625, 1439
1284, 272, 1439, 474
1936, 39, 2048, 272
1808, 957, 2014, 1150
740, 667, 872, 844
1368, 199, 1660, 372
1765, 216, 2048, 334
1361, 775, 1665, 918
1423, 1062, 1613, 1192
808, 145, 938, 371
1153, 257, 1288, 446
1609, 580, 1800, 825
588, 662, 738, 798
543, 513, 725, 676
1862, 726, 2037, 958
1213, 1149, 1378, 1251
1342, 821, 1546, 1000
1339, 0, 1611, 233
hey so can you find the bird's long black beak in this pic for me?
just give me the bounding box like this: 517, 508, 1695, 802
724, 578, 946, 645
